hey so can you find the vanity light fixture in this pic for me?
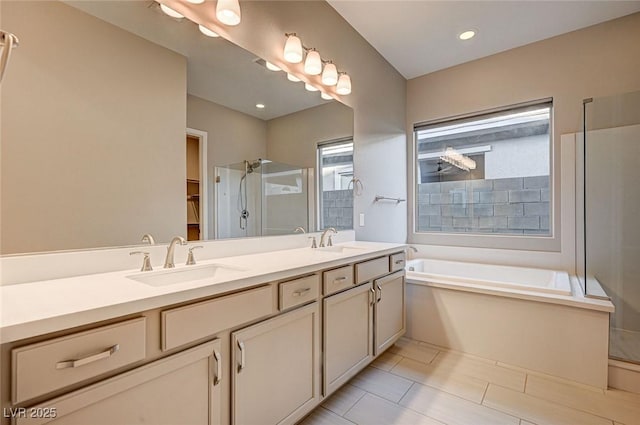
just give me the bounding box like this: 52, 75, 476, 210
216, 0, 241, 26
283, 33, 351, 94
304, 48, 322, 75
336, 73, 351, 95
320, 92, 333, 100
284, 33, 303, 63
265, 61, 281, 71
287, 73, 301, 82
440, 147, 476, 171
256, 103, 265, 109
198, 24, 219, 37
160, 3, 184, 19
459, 30, 476, 40
304, 83, 319, 92
321, 62, 338, 86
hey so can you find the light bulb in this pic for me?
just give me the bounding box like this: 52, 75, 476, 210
321, 92, 333, 100
287, 73, 301, 82
160, 3, 184, 19
256, 103, 265, 109
304, 49, 322, 75
336, 73, 351, 95
321, 62, 338, 86
265, 61, 281, 71
459, 30, 476, 40
186, 0, 205, 3
198, 25, 219, 37
216, 0, 241, 26
305, 83, 319, 92
283, 34, 303, 63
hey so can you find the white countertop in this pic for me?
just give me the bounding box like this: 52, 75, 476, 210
0, 241, 405, 343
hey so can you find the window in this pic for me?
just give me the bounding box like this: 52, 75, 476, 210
318, 139, 354, 230
413, 100, 553, 244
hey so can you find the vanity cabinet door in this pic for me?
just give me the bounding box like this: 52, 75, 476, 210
15, 339, 223, 425
231, 302, 320, 425
374, 271, 406, 355
323, 283, 374, 395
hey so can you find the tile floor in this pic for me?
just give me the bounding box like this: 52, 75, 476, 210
300, 338, 640, 425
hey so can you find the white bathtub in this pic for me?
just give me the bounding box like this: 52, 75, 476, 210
405, 258, 572, 296
403, 257, 614, 388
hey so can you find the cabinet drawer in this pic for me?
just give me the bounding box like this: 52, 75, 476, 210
279, 275, 319, 311
11, 317, 146, 404
390, 252, 406, 272
162, 285, 274, 351
323, 265, 354, 296
355, 256, 390, 284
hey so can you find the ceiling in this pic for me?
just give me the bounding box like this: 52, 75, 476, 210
328, 1, 640, 79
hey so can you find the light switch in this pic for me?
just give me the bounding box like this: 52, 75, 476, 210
359, 213, 365, 227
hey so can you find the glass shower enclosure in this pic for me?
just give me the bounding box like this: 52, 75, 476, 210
582, 90, 640, 364
215, 159, 311, 239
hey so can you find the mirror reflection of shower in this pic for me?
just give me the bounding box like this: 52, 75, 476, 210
238, 159, 265, 230
215, 159, 312, 239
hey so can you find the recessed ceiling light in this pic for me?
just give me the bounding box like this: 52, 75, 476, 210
256, 103, 265, 109
459, 30, 476, 41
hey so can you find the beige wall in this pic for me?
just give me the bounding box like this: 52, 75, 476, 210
187, 94, 267, 169
266, 102, 353, 168
186, 94, 267, 239
166, 0, 408, 243
407, 12, 640, 272
0, 1, 187, 254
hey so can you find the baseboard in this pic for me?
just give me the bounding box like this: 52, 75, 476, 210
609, 359, 640, 394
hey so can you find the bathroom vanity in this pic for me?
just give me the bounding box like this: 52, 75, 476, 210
0, 242, 406, 425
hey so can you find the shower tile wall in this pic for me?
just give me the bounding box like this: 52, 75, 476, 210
323, 190, 353, 230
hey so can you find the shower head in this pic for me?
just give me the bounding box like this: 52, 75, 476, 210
245, 159, 263, 174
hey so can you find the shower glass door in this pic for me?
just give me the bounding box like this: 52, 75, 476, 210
584, 90, 640, 364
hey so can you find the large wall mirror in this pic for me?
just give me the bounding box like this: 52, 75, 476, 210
0, 0, 354, 254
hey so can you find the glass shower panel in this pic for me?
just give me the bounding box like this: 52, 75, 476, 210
584, 90, 640, 364
215, 159, 309, 238
261, 161, 309, 236
215, 161, 262, 239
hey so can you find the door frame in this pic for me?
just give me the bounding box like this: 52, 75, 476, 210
187, 128, 208, 240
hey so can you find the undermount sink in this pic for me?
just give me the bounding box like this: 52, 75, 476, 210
127, 264, 244, 287
315, 246, 367, 255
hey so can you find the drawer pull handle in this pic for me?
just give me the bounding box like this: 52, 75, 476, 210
395, 259, 405, 265
292, 288, 311, 297
376, 283, 383, 303
369, 287, 375, 306
237, 340, 246, 372
213, 350, 222, 386
333, 276, 347, 283
56, 344, 120, 369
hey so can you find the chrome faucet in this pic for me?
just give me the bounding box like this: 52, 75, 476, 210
293, 226, 306, 234
164, 236, 187, 268
319, 227, 337, 247
141, 233, 155, 245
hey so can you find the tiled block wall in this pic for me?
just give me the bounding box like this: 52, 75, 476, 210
417, 176, 550, 235
323, 190, 353, 230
